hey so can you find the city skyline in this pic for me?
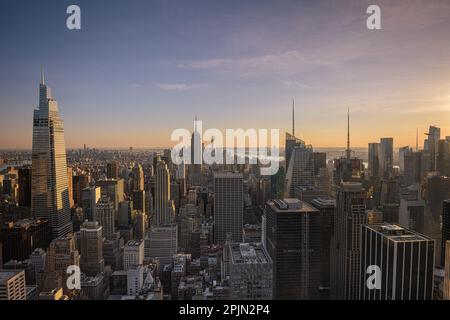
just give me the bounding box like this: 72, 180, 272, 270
1, 0, 450, 149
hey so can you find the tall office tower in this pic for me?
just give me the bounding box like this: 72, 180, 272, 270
214, 172, 243, 244
179, 204, 201, 252
331, 182, 366, 300
82, 186, 101, 221
399, 146, 411, 175
30, 248, 47, 279
437, 139, 450, 176
67, 167, 74, 209
228, 243, 273, 300
285, 99, 303, 170
424, 126, 441, 171
1, 219, 51, 262
118, 200, 132, 227
155, 160, 175, 226
403, 151, 422, 186
360, 224, 435, 300
189, 117, 202, 186
176, 163, 186, 198
96, 178, 124, 211
379, 138, 394, 179
45, 234, 80, 273
146, 225, 178, 268
368, 143, 381, 178
132, 163, 145, 191
311, 197, 336, 300
444, 240, 450, 300
72, 174, 90, 207
399, 184, 425, 234
31, 70, 72, 239
127, 265, 144, 296
265, 199, 320, 299
80, 221, 104, 276
0, 270, 26, 300
313, 152, 327, 176
107, 162, 119, 179
134, 211, 146, 240
132, 190, 146, 214
441, 200, 450, 267
123, 240, 144, 271
285, 143, 315, 197
95, 195, 115, 240
18, 167, 31, 207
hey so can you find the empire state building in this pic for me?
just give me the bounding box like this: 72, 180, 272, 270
31, 69, 72, 238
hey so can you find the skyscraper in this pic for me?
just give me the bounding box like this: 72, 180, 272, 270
331, 182, 366, 300
155, 160, 175, 226
380, 138, 394, 179
360, 224, 434, 300
214, 172, 243, 244
31, 69, 72, 238
368, 143, 380, 178
18, 167, 32, 207
95, 195, 115, 241
265, 198, 321, 300
441, 200, 450, 267
80, 221, 105, 277
284, 143, 315, 198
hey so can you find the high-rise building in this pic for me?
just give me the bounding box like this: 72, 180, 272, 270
134, 211, 147, 240
1, 219, 51, 262
265, 198, 321, 300
368, 143, 380, 178
424, 126, 440, 171
72, 174, 90, 207
80, 221, 104, 276
67, 167, 74, 209
228, 243, 273, 300
96, 178, 124, 211
311, 197, 336, 300
0, 270, 26, 300
18, 167, 31, 207
441, 200, 450, 267
145, 225, 178, 268
123, 240, 144, 271
214, 172, 243, 244
107, 162, 119, 180
132, 163, 145, 192
331, 182, 366, 300
132, 190, 146, 214
155, 160, 175, 226
82, 186, 101, 221
360, 224, 434, 300
31, 70, 72, 238
380, 138, 394, 179
285, 143, 314, 198
444, 240, 450, 300
398, 146, 411, 175
95, 195, 115, 241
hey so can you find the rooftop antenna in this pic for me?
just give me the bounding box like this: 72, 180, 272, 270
292, 99, 295, 137
346, 107, 351, 160
40, 66, 45, 85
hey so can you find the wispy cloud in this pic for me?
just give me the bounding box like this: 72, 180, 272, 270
155, 83, 208, 91
174, 50, 334, 76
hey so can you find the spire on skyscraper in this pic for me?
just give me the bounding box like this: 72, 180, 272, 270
292, 99, 295, 137
40, 66, 45, 85
346, 108, 351, 160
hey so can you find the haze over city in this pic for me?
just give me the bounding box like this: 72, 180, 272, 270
1, 0, 450, 149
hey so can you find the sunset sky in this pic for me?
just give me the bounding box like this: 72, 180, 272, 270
0, 0, 450, 149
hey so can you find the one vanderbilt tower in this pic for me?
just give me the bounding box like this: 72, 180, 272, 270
31, 69, 72, 239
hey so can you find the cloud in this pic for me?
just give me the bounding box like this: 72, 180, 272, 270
155, 83, 208, 91
174, 50, 334, 76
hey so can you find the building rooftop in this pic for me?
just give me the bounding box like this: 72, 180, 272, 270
0, 270, 23, 284
229, 243, 271, 265
365, 224, 434, 242
267, 198, 319, 214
